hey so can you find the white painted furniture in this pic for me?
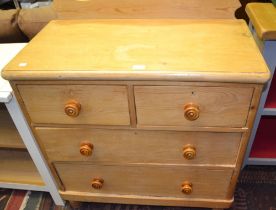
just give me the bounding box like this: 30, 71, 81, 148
244, 3, 276, 166
0, 43, 64, 205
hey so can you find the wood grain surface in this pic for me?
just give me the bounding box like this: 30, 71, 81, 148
2, 20, 269, 84
17, 84, 130, 125
36, 127, 241, 165
54, 163, 233, 199
2, 18, 268, 209
60, 191, 233, 208
53, 0, 241, 19
135, 85, 253, 127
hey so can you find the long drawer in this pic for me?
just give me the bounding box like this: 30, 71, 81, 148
36, 127, 241, 165
17, 85, 130, 126
55, 163, 233, 199
134, 85, 253, 127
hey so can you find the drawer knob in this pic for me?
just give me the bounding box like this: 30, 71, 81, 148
184, 103, 199, 121
181, 181, 192, 194
80, 142, 93, 156
65, 101, 81, 117
183, 144, 196, 160
91, 178, 104, 189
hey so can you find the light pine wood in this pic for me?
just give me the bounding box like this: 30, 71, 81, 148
53, 0, 241, 19
11, 80, 263, 87
13, 81, 256, 133
2, 20, 269, 84
135, 85, 253, 127
227, 85, 263, 198
0, 149, 44, 186
127, 85, 137, 127
34, 123, 247, 132
17, 85, 130, 125
246, 3, 276, 40
35, 127, 241, 165
60, 191, 233, 208
9, 82, 66, 192
54, 163, 233, 200
3, 19, 269, 209
0, 108, 25, 149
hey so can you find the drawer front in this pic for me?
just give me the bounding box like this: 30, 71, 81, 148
36, 128, 241, 165
17, 85, 130, 125
55, 163, 233, 199
134, 86, 253, 127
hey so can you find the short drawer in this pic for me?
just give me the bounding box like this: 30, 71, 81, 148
36, 128, 241, 165
55, 163, 233, 199
134, 85, 253, 127
17, 85, 130, 125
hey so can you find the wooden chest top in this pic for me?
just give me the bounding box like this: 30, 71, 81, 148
2, 19, 270, 83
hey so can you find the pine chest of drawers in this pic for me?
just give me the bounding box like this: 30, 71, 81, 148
2, 19, 270, 209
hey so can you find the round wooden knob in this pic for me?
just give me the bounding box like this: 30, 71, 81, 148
184, 103, 200, 121
64, 101, 81, 117
91, 178, 104, 189
80, 142, 93, 156
181, 181, 192, 194
183, 144, 196, 160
